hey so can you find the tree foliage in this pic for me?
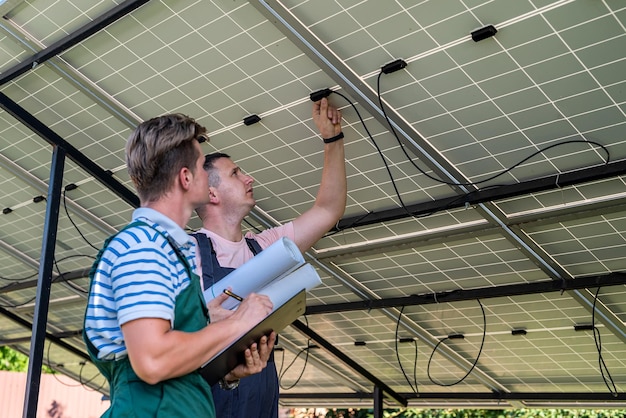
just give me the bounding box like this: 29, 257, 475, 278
0, 346, 55, 373
323, 409, 626, 418
0, 346, 29, 371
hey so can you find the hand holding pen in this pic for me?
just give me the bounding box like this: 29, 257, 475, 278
223, 288, 243, 302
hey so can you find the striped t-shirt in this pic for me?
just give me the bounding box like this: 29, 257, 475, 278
84, 208, 198, 360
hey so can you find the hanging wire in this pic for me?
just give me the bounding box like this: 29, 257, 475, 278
591, 286, 619, 396
63, 187, 100, 251
331, 89, 411, 213
394, 304, 418, 394
278, 317, 313, 390
427, 299, 486, 386
52, 254, 93, 294
327, 84, 611, 234
377, 71, 610, 187
278, 341, 313, 390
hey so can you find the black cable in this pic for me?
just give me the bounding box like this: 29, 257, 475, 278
394, 304, 418, 394
329, 85, 611, 234
45, 340, 85, 388
52, 255, 89, 294
63, 188, 100, 251
426, 299, 486, 386
591, 287, 619, 396
377, 70, 611, 188
78, 360, 108, 391
278, 317, 312, 390
243, 218, 263, 234
331, 90, 411, 214
278, 343, 313, 390
44, 334, 106, 392
0, 253, 95, 306
44, 327, 106, 392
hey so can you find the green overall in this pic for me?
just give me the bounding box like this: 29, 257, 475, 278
83, 221, 215, 417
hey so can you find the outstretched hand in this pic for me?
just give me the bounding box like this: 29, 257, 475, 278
312, 97, 342, 139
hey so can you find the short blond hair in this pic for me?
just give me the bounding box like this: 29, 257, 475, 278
125, 113, 208, 203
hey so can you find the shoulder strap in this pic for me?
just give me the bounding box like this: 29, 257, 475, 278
92, 220, 193, 280
191, 232, 214, 268
191, 232, 216, 290
88, 220, 149, 281
245, 237, 263, 255
191, 233, 263, 290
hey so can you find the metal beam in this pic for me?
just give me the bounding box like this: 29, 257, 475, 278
306, 272, 626, 315
0, 92, 139, 208
373, 386, 383, 418
248, 0, 626, 351
276, 339, 371, 394
23, 146, 64, 418
0, 19, 142, 129
249, 208, 509, 397
0, 153, 118, 235
0, 268, 90, 294
250, 0, 465, 189
336, 160, 626, 231
280, 391, 626, 402
292, 319, 407, 408
0, 0, 150, 86
0, 306, 90, 362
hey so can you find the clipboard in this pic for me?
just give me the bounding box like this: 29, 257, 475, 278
199, 289, 307, 385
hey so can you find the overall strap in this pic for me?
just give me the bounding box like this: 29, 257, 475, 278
245, 237, 263, 255
191, 232, 217, 289
137, 219, 194, 278
192, 233, 264, 290
83, 220, 197, 374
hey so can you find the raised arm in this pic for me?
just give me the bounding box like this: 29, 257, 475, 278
292, 97, 347, 252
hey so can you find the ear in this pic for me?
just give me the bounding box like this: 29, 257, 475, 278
208, 186, 220, 204
179, 167, 193, 191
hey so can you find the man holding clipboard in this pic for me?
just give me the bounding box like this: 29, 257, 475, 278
84, 114, 275, 418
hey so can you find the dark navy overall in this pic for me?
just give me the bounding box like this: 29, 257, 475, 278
193, 233, 279, 418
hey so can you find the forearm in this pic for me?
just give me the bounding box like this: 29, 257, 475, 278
295, 96, 347, 251
315, 139, 347, 221
124, 316, 250, 384
124, 293, 272, 384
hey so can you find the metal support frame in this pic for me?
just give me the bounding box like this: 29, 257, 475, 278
279, 391, 626, 402
0, 92, 139, 208
373, 386, 383, 418
306, 271, 626, 315
0, 306, 90, 362
292, 319, 407, 408
336, 160, 626, 230
22, 146, 65, 418
0, 0, 623, 410
0, 0, 150, 87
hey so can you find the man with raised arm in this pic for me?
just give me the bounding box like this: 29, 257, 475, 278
193, 97, 347, 418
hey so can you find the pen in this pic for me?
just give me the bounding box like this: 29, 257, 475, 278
223, 288, 243, 302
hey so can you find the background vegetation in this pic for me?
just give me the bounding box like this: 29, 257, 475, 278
291, 407, 626, 418
0, 346, 54, 373
3, 347, 623, 417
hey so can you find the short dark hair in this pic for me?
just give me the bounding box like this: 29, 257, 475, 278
203, 152, 231, 187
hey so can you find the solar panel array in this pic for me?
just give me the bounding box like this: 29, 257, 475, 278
0, 0, 625, 409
